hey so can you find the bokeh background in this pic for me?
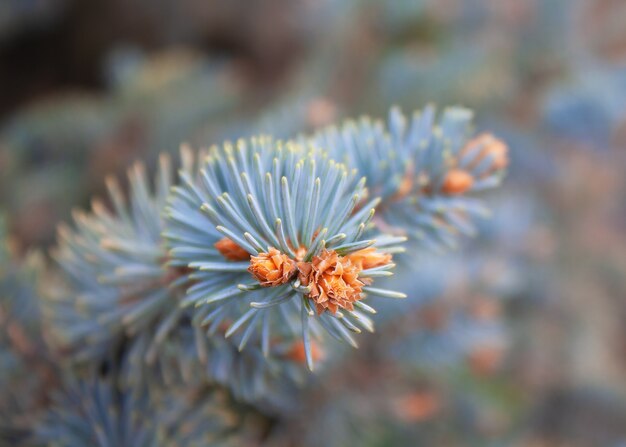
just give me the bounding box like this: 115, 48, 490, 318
1, 0, 626, 445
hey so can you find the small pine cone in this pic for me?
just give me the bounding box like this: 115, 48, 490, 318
297, 250, 364, 315
441, 169, 474, 195
215, 237, 250, 261
248, 247, 297, 287
346, 247, 392, 271
390, 172, 414, 201
461, 133, 509, 177
285, 340, 323, 364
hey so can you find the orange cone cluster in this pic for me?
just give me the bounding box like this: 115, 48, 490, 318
440, 133, 509, 196
222, 242, 395, 315
297, 250, 365, 315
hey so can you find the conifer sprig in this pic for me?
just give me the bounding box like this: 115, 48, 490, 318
44, 154, 190, 363
38, 379, 241, 447
308, 106, 508, 251
165, 137, 405, 370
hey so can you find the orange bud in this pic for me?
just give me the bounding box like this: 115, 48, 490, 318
442, 169, 474, 195
298, 250, 364, 315
391, 173, 414, 201
286, 340, 323, 364
248, 247, 297, 287
461, 133, 509, 177
215, 238, 249, 261
346, 247, 392, 271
